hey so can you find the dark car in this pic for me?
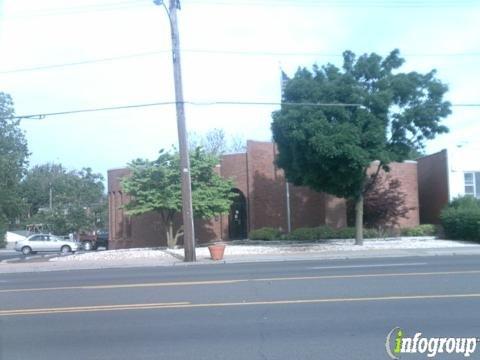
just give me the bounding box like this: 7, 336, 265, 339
80, 230, 109, 251
95, 230, 109, 249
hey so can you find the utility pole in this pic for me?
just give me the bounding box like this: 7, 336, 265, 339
49, 183, 53, 210
154, 0, 196, 261
280, 67, 292, 233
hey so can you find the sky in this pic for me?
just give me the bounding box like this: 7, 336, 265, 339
0, 0, 479, 181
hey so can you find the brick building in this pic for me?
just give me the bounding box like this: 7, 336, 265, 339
108, 140, 419, 249
417, 144, 480, 224
417, 150, 449, 224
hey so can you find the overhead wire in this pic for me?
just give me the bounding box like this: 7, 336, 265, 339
1, 49, 480, 74
1, 0, 477, 20
13, 101, 480, 120
183, 0, 480, 7
0, 0, 148, 19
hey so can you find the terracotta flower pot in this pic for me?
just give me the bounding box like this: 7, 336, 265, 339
208, 243, 226, 260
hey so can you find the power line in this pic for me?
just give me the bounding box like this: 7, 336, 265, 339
2, 0, 475, 19
0, 0, 148, 20
0, 51, 169, 74
15, 101, 176, 119
453, 104, 480, 107
13, 101, 480, 120
2, 49, 480, 74
13, 101, 366, 119
183, 0, 480, 8
176, 49, 480, 58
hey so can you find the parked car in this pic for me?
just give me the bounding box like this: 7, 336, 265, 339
95, 230, 109, 249
14, 234, 80, 255
80, 230, 109, 251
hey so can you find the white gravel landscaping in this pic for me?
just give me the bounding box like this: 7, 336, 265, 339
50, 248, 177, 262
48, 237, 479, 263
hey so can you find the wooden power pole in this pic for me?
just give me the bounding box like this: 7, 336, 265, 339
155, 0, 196, 261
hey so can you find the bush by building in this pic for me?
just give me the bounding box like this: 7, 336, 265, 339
248, 224, 441, 242
400, 224, 436, 237
440, 196, 480, 241
284, 227, 329, 241
283, 226, 381, 241
248, 227, 282, 241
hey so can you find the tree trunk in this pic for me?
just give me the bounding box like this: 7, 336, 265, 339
174, 225, 184, 246
167, 220, 176, 249
355, 194, 364, 246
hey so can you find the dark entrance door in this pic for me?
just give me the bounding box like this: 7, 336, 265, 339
229, 189, 247, 240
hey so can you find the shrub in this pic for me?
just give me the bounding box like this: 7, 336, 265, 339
449, 196, 480, 209
249, 227, 282, 241
333, 227, 382, 239
317, 226, 340, 239
285, 226, 382, 240
401, 224, 436, 237
285, 227, 322, 241
334, 227, 356, 239
440, 196, 480, 241
363, 228, 383, 238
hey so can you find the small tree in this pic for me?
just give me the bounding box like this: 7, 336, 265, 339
122, 148, 236, 248
363, 174, 411, 231
272, 49, 450, 245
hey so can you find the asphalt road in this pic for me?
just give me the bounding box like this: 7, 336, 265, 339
1, 255, 480, 359
0, 250, 19, 262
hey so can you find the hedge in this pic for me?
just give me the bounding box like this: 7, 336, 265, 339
285, 226, 332, 241
249, 227, 282, 241
400, 224, 436, 237
249, 226, 382, 241
440, 196, 480, 241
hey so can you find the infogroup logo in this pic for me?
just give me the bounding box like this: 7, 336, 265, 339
385, 327, 478, 359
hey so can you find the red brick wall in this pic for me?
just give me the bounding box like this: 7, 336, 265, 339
381, 161, 420, 228
417, 150, 449, 224
324, 194, 347, 228
247, 141, 288, 231
108, 142, 422, 250
220, 153, 248, 196
108, 168, 222, 249
220, 153, 248, 239
245, 141, 346, 231
289, 186, 326, 229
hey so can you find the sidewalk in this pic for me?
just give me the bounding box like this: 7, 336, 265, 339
1, 238, 480, 273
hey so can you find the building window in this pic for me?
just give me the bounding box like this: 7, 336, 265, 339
464, 172, 480, 198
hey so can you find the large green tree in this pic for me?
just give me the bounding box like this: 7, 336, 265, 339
21, 164, 106, 234
0, 92, 29, 241
122, 148, 236, 248
272, 50, 451, 244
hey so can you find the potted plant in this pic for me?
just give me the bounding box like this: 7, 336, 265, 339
208, 241, 226, 260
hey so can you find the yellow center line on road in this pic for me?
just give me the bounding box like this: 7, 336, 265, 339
2, 270, 480, 294
250, 270, 480, 283
3, 293, 480, 317
0, 302, 190, 316
0, 279, 245, 293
